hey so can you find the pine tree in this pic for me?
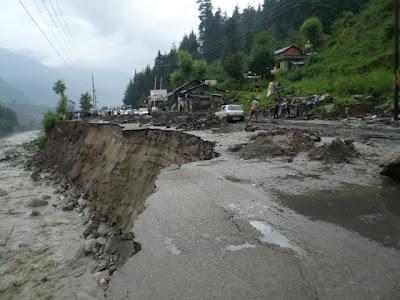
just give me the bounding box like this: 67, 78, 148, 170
223, 7, 244, 80
248, 31, 274, 78
197, 0, 219, 62
179, 31, 200, 58
80, 92, 93, 114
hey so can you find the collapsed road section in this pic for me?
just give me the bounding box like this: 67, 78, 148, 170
6, 118, 400, 299
29, 122, 217, 279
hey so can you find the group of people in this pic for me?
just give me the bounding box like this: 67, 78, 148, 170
247, 97, 291, 122
272, 101, 291, 119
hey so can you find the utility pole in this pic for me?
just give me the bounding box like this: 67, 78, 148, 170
92, 74, 97, 109
160, 76, 163, 90
154, 75, 157, 90
394, 0, 399, 120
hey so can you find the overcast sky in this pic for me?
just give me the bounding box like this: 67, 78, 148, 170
1, 0, 263, 80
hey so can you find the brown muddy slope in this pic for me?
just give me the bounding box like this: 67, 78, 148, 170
32, 121, 216, 238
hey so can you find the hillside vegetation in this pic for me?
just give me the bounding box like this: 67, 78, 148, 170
123, 0, 392, 109
278, 0, 393, 99
0, 104, 18, 137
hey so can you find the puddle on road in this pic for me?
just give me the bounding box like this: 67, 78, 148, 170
250, 220, 301, 254
278, 182, 400, 249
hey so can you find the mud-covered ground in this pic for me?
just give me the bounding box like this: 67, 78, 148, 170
1, 117, 400, 299
110, 118, 400, 299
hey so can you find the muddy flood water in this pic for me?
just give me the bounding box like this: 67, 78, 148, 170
278, 181, 400, 249
0, 131, 103, 300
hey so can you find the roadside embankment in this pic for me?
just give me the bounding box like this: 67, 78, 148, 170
29, 121, 216, 274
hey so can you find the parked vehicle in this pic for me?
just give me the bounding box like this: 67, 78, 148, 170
215, 105, 245, 122
135, 108, 149, 116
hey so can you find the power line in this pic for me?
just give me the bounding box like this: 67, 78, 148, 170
54, 0, 90, 73
32, 0, 77, 69
39, 0, 88, 83
48, 0, 91, 75
18, 0, 88, 87
47, 0, 87, 72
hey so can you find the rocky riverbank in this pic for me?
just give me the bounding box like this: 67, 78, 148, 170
27, 121, 217, 291
0, 131, 105, 300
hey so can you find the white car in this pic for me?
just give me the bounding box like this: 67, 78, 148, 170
215, 105, 245, 122
135, 108, 149, 116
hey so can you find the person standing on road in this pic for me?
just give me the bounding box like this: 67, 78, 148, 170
248, 97, 260, 122
273, 102, 280, 119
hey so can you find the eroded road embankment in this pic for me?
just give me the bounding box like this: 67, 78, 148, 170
108, 121, 400, 299
4, 120, 400, 299
29, 122, 217, 283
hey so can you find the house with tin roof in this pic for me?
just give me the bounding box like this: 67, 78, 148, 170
271, 46, 305, 74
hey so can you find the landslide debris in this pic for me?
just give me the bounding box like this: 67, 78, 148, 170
381, 158, 400, 183
308, 138, 359, 163
106, 112, 224, 131
29, 121, 217, 275
230, 129, 317, 160
141, 112, 223, 130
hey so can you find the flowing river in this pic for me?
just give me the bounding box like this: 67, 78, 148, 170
0, 131, 104, 300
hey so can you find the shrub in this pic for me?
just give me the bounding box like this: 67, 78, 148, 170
42, 111, 59, 133
286, 69, 304, 82
56, 95, 68, 118
22, 135, 47, 150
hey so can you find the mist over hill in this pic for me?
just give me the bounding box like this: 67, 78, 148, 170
0, 48, 129, 107
0, 76, 30, 104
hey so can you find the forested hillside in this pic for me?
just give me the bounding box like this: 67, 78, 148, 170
279, 0, 393, 99
0, 104, 18, 137
123, 0, 388, 108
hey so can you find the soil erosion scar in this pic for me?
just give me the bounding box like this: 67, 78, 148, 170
30, 122, 217, 265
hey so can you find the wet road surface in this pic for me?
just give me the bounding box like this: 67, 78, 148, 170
108, 121, 400, 299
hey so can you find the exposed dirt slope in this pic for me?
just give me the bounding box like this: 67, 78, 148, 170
31, 122, 216, 266
229, 129, 317, 160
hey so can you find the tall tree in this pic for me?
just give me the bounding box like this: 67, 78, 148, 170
52, 79, 68, 118
223, 6, 241, 56
197, 0, 226, 62
223, 7, 244, 80
301, 17, 323, 48
248, 31, 274, 78
179, 31, 200, 58
56, 96, 68, 118
80, 92, 93, 114
170, 51, 207, 88
52, 79, 66, 97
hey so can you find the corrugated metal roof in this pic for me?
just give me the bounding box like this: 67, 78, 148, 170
273, 46, 293, 55
273, 45, 305, 56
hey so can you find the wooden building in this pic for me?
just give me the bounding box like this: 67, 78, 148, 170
272, 46, 305, 74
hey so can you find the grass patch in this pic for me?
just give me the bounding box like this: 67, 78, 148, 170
277, 0, 393, 101
278, 69, 392, 100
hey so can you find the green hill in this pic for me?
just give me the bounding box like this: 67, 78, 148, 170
278, 0, 393, 101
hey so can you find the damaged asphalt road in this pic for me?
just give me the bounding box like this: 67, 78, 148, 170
1, 119, 400, 299
108, 119, 400, 299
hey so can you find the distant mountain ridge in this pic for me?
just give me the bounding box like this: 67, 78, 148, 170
0, 76, 29, 104
0, 48, 129, 107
